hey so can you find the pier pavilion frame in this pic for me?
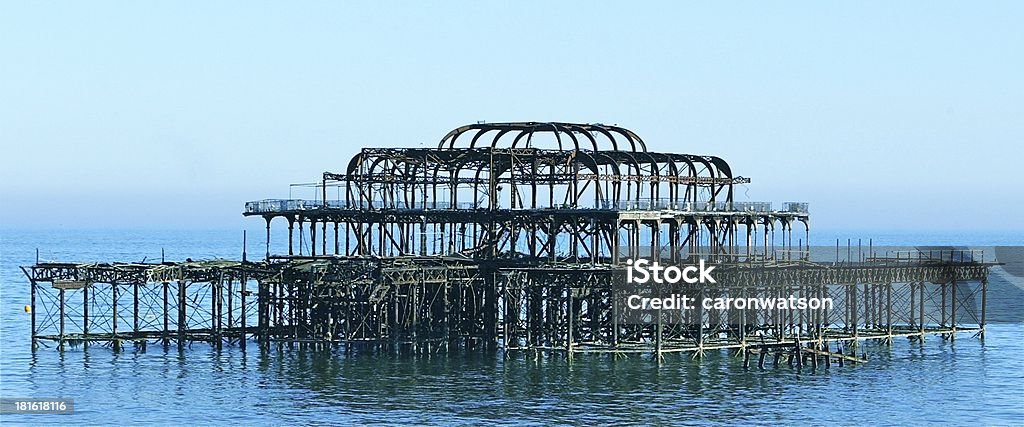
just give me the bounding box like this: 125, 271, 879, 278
23, 122, 991, 366
248, 122, 809, 263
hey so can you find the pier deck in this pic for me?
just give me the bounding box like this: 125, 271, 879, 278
23, 255, 991, 358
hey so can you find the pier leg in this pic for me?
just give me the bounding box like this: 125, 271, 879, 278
83, 284, 89, 345
266, 217, 272, 261
259, 279, 269, 348
58, 288, 65, 350
112, 284, 119, 344
227, 278, 234, 342
567, 287, 574, 363
177, 280, 186, 346
655, 306, 662, 363
241, 273, 247, 350
941, 281, 947, 329
919, 282, 925, 337
980, 276, 987, 340
311, 219, 317, 257
910, 282, 916, 331
288, 219, 294, 256
30, 278, 37, 350
163, 282, 169, 345
950, 276, 957, 341
214, 278, 223, 349
886, 282, 893, 345
133, 282, 140, 342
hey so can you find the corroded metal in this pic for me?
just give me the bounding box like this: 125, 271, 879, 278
22, 122, 991, 366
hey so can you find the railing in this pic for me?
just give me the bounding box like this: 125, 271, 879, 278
245, 199, 320, 213
869, 249, 986, 264
782, 202, 809, 213
610, 199, 784, 213
245, 198, 809, 214
245, 199, 485, 214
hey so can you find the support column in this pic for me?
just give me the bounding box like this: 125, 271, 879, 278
265, 217, 272, 261
83, 284, 90, 339
919, 282, 925, 336
177, 280, 186, 345
950, 276, 957, 340
112, 284, 119, 338
567, 286, 574, 362
162, 281, 169, 342
240, 272, 248, 350
288, 218, 295, 256
58, 288, 66, 349
133, 282, 140, 337
311, 219, 318, 256
980, 275, 988, 339
30, 277, 37, 349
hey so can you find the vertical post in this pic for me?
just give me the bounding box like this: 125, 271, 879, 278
288, 219, 295, 256
851, 283, 858, 341
886, 282, 893, 341
266, 217, 272, 261
59, 288, 66, 348
259, 279, 269, 347
919, 282, 925, 337
612, 220, 620, 264
240, 272, 247, 350
655, 302, 662, 362
228, 278, 234, 334
133, 282, 140, 336
311, 219, 317, 256
566, 286, 574, 362
178, 280, 186, 345
804, 221, 810, 261
612, 284, 619, 349
910, 282, 916, 328
214, 278, 223, 349
112, 284, 119, 338
162, 282, 169, 342
739, 285, 747, 346
941, 280, 947, 328
950, 276, 957, 340
83, 284, 90, 338
697, 286, 704, 354
30, 277, 37, 349
863, 283, 870, 330
980, 275, 987, 339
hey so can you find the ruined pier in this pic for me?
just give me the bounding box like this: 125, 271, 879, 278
23, 122, 991, 363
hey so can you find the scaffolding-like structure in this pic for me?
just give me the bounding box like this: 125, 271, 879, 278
23, 122, 991, 366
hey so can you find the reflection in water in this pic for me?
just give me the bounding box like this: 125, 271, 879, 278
4, 324, 1024, 423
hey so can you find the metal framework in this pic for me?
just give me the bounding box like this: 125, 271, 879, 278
22, 122, 991, 368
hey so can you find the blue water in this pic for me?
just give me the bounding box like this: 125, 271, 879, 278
2, 229, 1023, 424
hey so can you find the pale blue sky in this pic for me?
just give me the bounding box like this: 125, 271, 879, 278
1, 2, 1021, 231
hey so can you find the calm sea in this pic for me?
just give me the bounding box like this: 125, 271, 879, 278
1, 228, 1022, 424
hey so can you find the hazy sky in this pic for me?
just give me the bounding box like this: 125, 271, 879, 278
1, 2, 1021, 231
